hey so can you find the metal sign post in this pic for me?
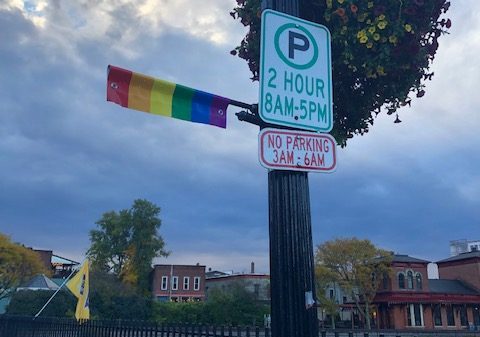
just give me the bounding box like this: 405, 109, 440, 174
261, 1, 321, 337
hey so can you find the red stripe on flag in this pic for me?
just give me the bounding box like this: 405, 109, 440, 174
107, 65, 132, 107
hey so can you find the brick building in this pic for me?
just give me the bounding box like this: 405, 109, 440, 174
152, 264, 206, 302
373, 254, 480, 330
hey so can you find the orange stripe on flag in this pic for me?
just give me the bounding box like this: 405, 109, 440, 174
128, 73, 154, 113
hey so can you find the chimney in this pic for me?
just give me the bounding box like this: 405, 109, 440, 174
251, 261, 255, 274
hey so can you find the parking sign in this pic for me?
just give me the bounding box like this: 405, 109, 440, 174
259, 10, 332, 132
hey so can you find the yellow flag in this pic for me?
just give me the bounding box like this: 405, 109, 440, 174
66, 259, 90, 320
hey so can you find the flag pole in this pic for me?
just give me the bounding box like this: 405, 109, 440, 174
33, 260, 83, 319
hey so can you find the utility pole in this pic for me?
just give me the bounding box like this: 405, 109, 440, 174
261, 1, 319, 337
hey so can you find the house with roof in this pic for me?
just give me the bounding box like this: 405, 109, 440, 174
32, 249, 80, 279
373, 254, 480, 330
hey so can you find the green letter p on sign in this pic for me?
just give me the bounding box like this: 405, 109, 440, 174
259, 9, 333, 132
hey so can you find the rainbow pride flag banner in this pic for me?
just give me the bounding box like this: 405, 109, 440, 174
107, 65, 230, 128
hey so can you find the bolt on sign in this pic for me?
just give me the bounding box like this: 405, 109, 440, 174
259, 9, 333, 132
258, 128, 337, 173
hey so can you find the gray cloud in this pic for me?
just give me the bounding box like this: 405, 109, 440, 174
1, 1, 479, 273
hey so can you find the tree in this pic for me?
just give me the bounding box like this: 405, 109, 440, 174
0, 233, 47, 300
203, 282, 270, 326
87, 199, 169, 293
6, 290, 75, 317
89, 269, 154, 320
315, 238, 392, 329
315, 264, 340, 329
231, 0, 451, 146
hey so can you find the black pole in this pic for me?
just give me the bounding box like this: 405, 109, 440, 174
261, 1, 319, 337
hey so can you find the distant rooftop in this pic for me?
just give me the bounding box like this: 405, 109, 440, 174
429, 279, 480, 295
18, 274, 59, 291
437, 250, 480, 264
52, 254, 79, 265
392, 254, 430, 264
206, 270, 230, 279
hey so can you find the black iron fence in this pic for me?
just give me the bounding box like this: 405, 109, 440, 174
2, 316, 480, 337
0, 316, 270, 337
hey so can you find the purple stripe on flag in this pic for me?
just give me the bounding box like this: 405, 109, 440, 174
209, 95, 229, 128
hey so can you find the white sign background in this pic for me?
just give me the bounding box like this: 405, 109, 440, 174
259, 10, 333, 132
258, 128, 337, 173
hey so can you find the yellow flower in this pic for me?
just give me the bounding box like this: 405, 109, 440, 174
367, 19, 372, 24
337, 0, 345, 3
389, 35, 397, 44
359, 36, 368, 44
378, 14, 386, 21
366, 42, 373, 49
373, 33, 380, 41
377, 21, 388, 29
326, 0, 333, 8
368, 26, 376, 34
404, 24, 413, 32
341, 26, 348, 34
377, 66, 386, 76
357, 30, 367, 38
367, 1, 374, 8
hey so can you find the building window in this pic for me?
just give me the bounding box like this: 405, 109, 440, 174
329, 289, 334, 299
407, 304, 424, 327
446, 305, 455, 326
474, 306, 480, 326
172, 276, 178, 290
382, 273, 389, 290
398, 273, 405, 289
161, 276, 168, 290
433, 304, 442, 326
183, 277, 190, 290
194, 277, 200, 291
459, 306, 468, 326
343, 296, 347, 304
415, 273, 422, 290
407, 271, 414, 289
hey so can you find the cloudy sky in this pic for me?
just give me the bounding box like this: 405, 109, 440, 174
1, 0, 478, 275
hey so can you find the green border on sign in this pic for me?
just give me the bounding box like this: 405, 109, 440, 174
274, 23, 319, 70
259, 9, 333, 133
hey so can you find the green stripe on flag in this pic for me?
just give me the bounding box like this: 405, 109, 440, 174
172, 84, 195, 121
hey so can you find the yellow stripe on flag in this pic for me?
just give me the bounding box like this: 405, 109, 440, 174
151, 78, 176, 117
66, 259, 90, 321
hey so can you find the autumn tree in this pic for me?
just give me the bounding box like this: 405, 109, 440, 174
315, 238, 392, 329
87, 199, 169, 293
315, 264, 340, 328
0, 233, 47, 300
231, 0, 451, 146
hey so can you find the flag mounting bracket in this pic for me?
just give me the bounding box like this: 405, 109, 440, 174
235, 103, 306, 131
